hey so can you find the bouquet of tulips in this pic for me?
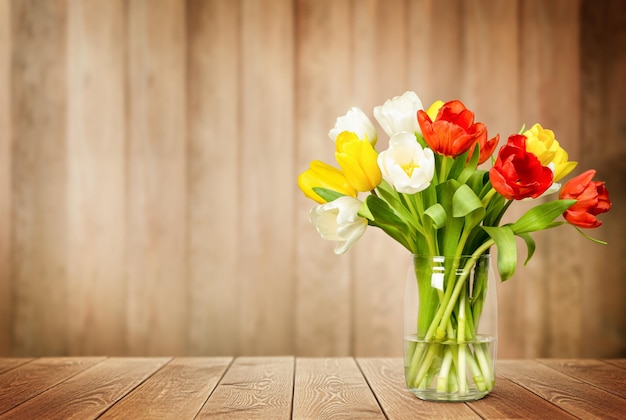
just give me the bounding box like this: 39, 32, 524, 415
297, 91, 611, 397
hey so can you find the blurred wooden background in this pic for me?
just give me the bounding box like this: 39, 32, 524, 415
0, 0, 624, 358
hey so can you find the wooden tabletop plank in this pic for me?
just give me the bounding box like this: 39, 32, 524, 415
357, 358, 480, 420
603, 358, 626, 370
469, 375, 577, 419
0, 358, 34, 375
538, 359, 626, 399
0, 357, 104, 415
100, 357, 232, 419
196, 356, 294, 419
499, 360, 626, 420
293, 358, 384, 419
0, 357, 168, 420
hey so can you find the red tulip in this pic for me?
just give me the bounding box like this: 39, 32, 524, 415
417, 100, 498, 163
559, 169, 611, 228
489, 134, 553, 200
471, 132, 500, 165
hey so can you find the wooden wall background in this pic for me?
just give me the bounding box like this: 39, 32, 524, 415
0, 0, 624, 358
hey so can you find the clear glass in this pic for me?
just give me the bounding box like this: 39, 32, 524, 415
404, 254, 498, 401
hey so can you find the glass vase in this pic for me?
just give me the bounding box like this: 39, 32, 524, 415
404, 254, 497, 401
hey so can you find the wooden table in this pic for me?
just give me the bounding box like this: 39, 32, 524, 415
0, 357, 625, 419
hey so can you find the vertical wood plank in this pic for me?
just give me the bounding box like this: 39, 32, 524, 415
520, 0, 582, 357
11, 0, 68, 356
293, 358, 384, 419
407, 0, 465, 104
350, 0, 409, 357
186, 0, 240, 356
461, 0, 522, 359
294, 0, 353, 357
0, 0, 11, 356
65, 0, 127, 356
238, 0, 295, 355
197, 357, 294, 418
579, 0, 626, 358
126, 0, 188, 356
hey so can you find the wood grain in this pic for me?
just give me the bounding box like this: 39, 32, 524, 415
499, 359, 626, 419
538, 359, 626, 399
0, 357, 103, 415
604, 359, 626, 370
126, 0, 188, 356
197, 357, 294, 419
0, 357, 625, 418
469, 374, 576, 419
100, 357, 232, 419
357, 358, 481, 420
293, 358, 384, 419
0, 358, 32, 375
0, 357, 168, 419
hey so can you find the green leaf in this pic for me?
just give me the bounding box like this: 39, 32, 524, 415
517, 232, 536, 265
511, 199, 576, 234
482, 225, 517, 281
375, 180, 405, 212
360, 195, 405, 226
457, 143, 481, 184
358, 200, 374, 221
437, 180, 465, 256
452, 184, 484, 218
360, 195, 414, 251
424, 203, 447, 229
312, 187, 345, 203
448, 149, 472, 180
467, 170, 489, 196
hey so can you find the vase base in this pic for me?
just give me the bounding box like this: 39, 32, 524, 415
407, 388, 490, 402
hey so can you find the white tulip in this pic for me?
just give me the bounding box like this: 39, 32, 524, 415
377, 132, 435, 194
373, 91, 424, 137
328, 107, 378, 146
309, 196, 367, 254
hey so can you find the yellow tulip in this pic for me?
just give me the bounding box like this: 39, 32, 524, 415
524, 123, 577, 181
298, 160, 357, 204
425, 100, 445, 121
335, 131, 382, 192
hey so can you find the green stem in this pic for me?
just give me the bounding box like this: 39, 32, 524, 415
436, 347, 454, 392
434, 240, 495, 336
439, 156, 451, 182
457, 343, 467, 394
482, 188, 496, 205
465, 346, 488, 392
422, 239, 494, 343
